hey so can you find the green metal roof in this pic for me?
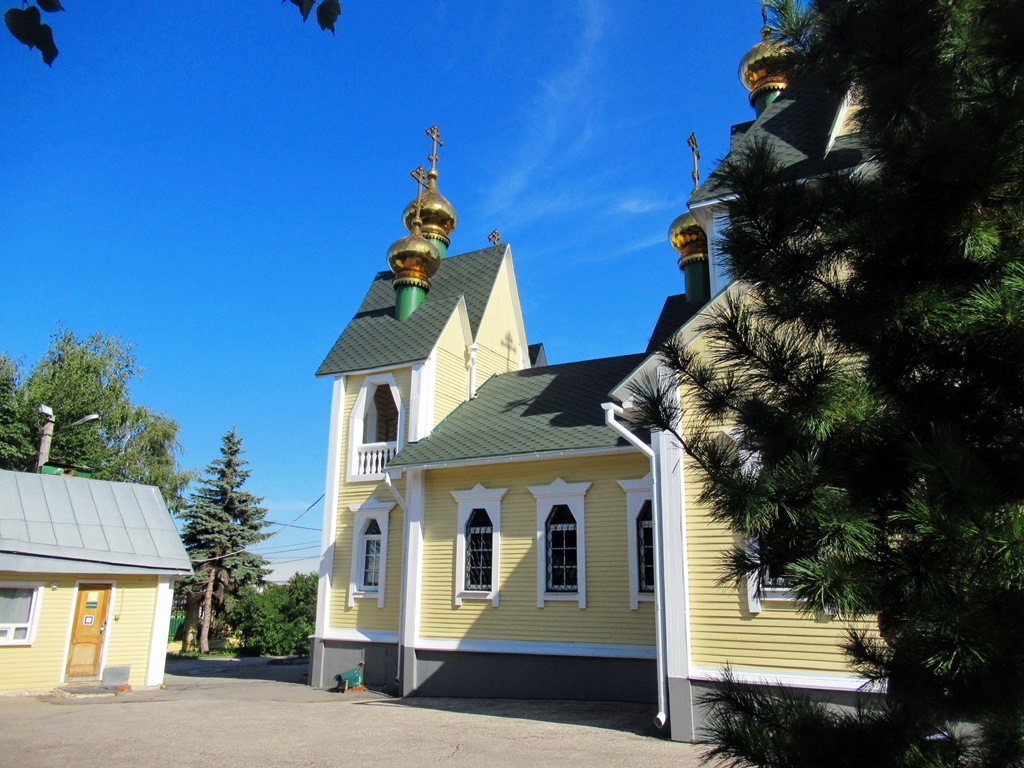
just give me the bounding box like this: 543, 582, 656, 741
689, 79, 868, 207
317, 245, 508, 376
387, 353, 649, 469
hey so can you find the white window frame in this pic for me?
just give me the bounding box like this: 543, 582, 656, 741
530, 478, 591, 608
452, 484, 507, 607
0, 582, 44, 646
618, 474, 655, 610
347, 499, 395, 607
723, 428, 797, 613
347, 373, 405, 483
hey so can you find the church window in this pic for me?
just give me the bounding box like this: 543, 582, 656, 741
618, 475, 654, 609
465, 509, 493, 592
545, 505, 578, 593
360, 519, 382, 590
530, 478, 590, 608
637, 501, 654, 594
346, 500, 394, 608
451, 485, 506, 606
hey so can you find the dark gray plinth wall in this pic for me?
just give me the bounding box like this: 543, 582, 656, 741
310, 638, 656, 704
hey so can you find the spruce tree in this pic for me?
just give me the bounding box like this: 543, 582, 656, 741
178, 428, 269, 653
631, 0, 1024, 764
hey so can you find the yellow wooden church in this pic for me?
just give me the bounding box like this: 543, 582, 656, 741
311, 24, 872, 742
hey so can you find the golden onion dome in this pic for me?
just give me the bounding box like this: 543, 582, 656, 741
387, 221, 441, 290
402, 169, 457, 246
739, 26, 789, 106
668, 209, 708, 269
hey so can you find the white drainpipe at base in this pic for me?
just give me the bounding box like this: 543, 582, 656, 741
602, 402, 669, 732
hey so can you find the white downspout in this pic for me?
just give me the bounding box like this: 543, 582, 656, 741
602, 402, 669, 731
384, 472, 408, 685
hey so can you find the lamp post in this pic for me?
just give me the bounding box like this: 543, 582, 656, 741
34, 404, 100, 473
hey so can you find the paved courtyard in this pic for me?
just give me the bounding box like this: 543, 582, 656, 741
0, 656, 706, 767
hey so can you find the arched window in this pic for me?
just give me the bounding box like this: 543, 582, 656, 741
545, 504, 578, 593
465, 509, 493, 592
360, 519, 382, 591
636, 501, 654, 594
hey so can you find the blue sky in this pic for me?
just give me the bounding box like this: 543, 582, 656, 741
1, 1, 764, 574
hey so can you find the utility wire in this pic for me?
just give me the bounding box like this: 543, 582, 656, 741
191, 492, 325, 565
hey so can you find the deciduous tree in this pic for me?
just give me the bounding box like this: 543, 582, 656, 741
0, 328, 191, 509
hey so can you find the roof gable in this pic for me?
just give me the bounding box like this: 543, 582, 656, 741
317, 245, 508, 376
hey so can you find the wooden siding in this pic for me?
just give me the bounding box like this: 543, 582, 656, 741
0, 573, 160, 693
418, 454, 656, 647
474, 258, 523, 379
433, 309, 469, 427
102, 576, 160, 686
680, 335, 872, 673
327, 367, 413, 632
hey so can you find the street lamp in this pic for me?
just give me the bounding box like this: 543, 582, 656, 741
34, 405, 100, 473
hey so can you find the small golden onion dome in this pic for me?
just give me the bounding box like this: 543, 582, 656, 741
668, 210, 708, 269
387, 221, 441, 290
739, 26, 789, 106
402, 169, 457, 246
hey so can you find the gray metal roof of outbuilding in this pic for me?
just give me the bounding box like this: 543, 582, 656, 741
689, 79, 868, 206
317, 245, 508, 376
387, 353, 648, 469
0, 469, 192, 575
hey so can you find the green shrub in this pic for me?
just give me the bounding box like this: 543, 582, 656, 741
229, 572, 317, 656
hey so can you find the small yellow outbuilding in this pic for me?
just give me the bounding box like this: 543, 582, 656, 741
0, 469, 191, 694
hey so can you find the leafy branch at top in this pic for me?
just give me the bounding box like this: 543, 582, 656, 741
3, 1, 342, 68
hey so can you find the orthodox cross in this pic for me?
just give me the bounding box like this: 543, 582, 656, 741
409, 165, 428, 222
687, 132, 700, 191
426, 125, 443, 173
488, 229, 501, 246
761, 0, 769, 27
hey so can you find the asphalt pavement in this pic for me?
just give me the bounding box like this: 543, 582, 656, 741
0, 656, 706, 767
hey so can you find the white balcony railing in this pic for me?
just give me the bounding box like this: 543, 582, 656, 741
355, 441, 397, 476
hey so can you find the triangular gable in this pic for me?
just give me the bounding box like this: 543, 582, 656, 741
317, 245, 508, 376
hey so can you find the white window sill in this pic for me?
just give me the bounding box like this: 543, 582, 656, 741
456, 590, 498, 607
0, 640, 33, 647
539, 592, 585, 608
350, 590, 380, 601
762, 589, 798, 603
632, 592, 655, 608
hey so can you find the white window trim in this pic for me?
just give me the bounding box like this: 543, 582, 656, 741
347, 373, 405, 483
618, 475, 655, 610
723, 428, 798, 614
347, 499, 395, 608
530, 478, 591, 608
451, 484, 507, 607
0, 582, 44, 646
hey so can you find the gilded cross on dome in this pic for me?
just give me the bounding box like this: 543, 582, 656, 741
687, 133, 700, 191
426, 125, 444, 173
409, 166, 428, 221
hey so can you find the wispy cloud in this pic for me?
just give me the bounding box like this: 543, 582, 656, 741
616, 196, 682, 215
481, 0, 608, 225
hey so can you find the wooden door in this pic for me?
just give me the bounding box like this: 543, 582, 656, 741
66, 584, 111, 679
